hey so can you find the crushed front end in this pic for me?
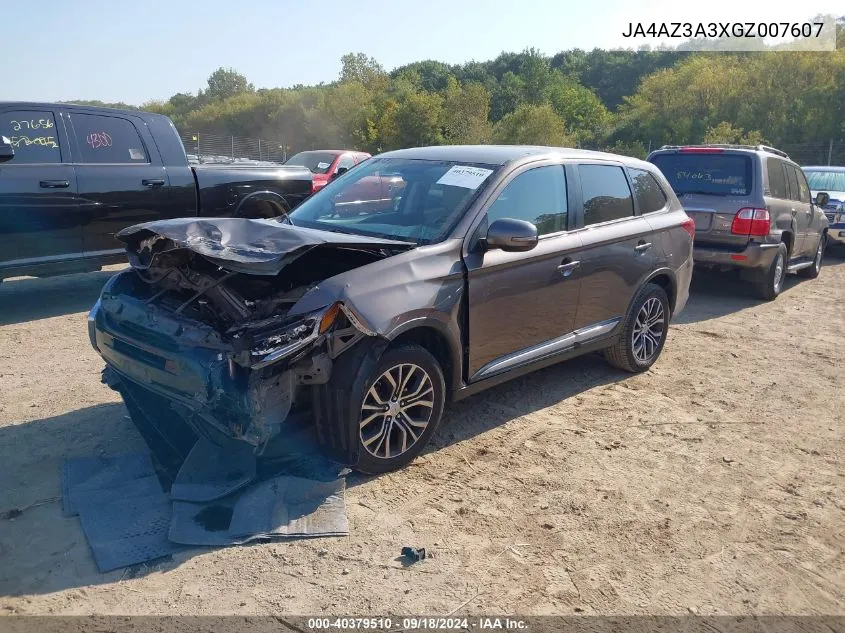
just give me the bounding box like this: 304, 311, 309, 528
88, 219, 407, 457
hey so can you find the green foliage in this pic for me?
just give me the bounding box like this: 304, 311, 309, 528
123, 45, 843, 157
203, 67, 254, 103
703, 122, 764, 145
492, 104, 575, 147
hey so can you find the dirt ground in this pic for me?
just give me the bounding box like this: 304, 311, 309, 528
0, 259, 842, 617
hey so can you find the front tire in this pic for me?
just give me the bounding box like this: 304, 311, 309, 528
798, 234, 825, 279
750, 243, 787, 301
604, 283, 670, 373
353, 344, 445, 475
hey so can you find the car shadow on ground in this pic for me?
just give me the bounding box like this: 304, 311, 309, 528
674, 267, 804, 325
0, 269, 125, 326
0, 353, 627, 597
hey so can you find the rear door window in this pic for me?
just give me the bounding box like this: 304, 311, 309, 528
70, 113, 149, 164
794, 168, 811, 203
578, 164, 634, 226
651, 153, 752, 196
766, 158, 788, 199
785, 163, 801, 202
628, 168, 667, 214
0, 110, 62, 164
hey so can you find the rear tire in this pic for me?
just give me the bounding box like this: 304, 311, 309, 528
798, 234, 825, 279
750, 243, 787, 301
604, 283, 670, 373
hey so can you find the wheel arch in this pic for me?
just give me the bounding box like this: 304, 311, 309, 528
639, 268, 677, 314
385, 319, 462, 395
234, 190, 290, 218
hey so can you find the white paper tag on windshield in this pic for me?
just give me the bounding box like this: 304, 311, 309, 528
436, 165, 493, 189
317, 162, 330, 169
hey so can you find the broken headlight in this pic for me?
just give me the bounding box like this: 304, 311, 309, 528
248, 303, 343, 369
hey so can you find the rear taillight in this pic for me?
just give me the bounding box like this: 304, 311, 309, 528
680, 216, 695, 240
731, 208, 770, 237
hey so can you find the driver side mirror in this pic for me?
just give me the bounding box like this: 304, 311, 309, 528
815, 191, 830, 207
483, 218, 539, 252
0, 136, 14, 163
331, 166, 349, 181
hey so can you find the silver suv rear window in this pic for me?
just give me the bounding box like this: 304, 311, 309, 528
651, 153, 752, 196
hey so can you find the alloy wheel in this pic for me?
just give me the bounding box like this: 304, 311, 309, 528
359, 363, 435, 459
632, 297, 665, 363
773, 253, 785, 291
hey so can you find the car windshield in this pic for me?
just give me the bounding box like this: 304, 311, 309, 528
286, 157, 498, 244
804, 170, 845, 193
651, 153, 752, 196
284, 151, 338, 174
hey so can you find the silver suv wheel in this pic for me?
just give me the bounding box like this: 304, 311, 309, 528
632, 297, 665, 363
359, 363, 435, 459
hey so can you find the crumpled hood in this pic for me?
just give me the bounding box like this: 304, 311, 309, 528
116, 217, 414, 276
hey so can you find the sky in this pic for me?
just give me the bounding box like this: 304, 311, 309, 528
1, 0, 841, 105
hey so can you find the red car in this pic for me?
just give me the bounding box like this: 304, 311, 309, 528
283, 149, 371, 193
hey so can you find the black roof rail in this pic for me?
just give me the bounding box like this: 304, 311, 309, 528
656, 143, 790, 159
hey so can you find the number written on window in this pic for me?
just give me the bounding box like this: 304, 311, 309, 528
0, 110, 61, 163
71, 114, 148, 164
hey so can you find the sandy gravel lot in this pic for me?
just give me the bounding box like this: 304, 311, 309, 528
0, 259, 843, 616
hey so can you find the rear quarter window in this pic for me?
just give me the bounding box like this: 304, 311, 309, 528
766, 158, 788, 199
629, 167, 667, 213
651, 153, 752, 196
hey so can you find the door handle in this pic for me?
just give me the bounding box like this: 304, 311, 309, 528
39, 180, 70, 188
142, 179, 165, 187
557, 259, 580, 277
634, 241, 653, 253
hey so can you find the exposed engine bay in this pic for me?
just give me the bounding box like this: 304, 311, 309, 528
91, 218, 413, 452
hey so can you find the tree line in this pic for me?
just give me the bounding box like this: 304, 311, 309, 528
72, 21, 844, 160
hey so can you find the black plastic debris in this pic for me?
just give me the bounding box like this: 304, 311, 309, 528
401, 546, 427, 563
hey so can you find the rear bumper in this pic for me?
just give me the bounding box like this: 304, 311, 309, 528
693, 241, 779, 269
672, 253, 693, 317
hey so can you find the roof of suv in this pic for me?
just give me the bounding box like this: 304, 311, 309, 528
378, 145, 654, 168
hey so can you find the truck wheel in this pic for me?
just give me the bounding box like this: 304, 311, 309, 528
798, 234, 825, 279
237, 198, 288, 219
353, 344, 445, 474
604, 283, 670, 373
750, 243, 787, 300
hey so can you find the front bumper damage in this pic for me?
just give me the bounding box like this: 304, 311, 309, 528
90, 272, 374, 450
88, 218, 411, 459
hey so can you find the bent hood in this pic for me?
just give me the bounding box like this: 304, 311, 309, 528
116, 217, 414, 276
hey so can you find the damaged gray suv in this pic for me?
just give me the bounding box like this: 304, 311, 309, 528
88, 145, 694, 474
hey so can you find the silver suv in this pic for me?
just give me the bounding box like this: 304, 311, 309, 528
648, 145, 830, 300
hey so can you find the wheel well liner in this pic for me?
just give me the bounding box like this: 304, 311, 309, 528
388, 325, 458, 394
642, 270, 676, 313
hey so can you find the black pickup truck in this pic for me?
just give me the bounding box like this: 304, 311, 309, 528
0, 102, 312, 281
